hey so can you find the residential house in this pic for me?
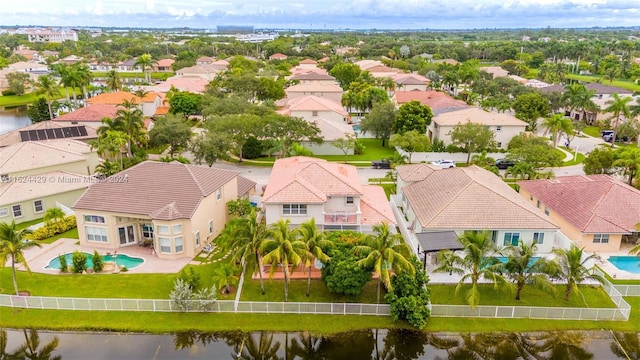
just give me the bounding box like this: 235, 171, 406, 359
87, 91, 162, 117
269, 53, 288, 61
366, 65, 404, 78
395, 164, 559, 254
7, 61, 49, 74
355, 60, 383, 71
288, 72, 337, 85
0, 121, 98, 148
73, 161, 256, 259
0, 69, 39, 92
428, 107, 527, 149
262, 156, 395, 232
560, 83, 634, 124
117, 59, 142, 72
393, 73, 430, 91
210, 59, 229, 71
153, 58, 175, 72
150, 77, 209, 94
89, 62, 116, 72
289, 66, 328, 76
12, 48, 38, 61
518, 175, 640, 253
393, 90, 469, 115
53, 55, 83, 65
175, 64, 220, 81
0, 139, 100, 179
35, 50, 59, 62
298, 59, 318, 68
284, 83, 344, 102
53, 104, 119, 127
0, 171, 89, 223
195, 57, 215, 65
481, 66, 510, 78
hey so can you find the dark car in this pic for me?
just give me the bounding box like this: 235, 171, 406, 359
495, 159, 517, 170
372, 159, 392, 169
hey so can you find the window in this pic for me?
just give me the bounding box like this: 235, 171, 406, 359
172, 224, 183, 234
0, 208, 7, 217
497, 142, 502, 148
503, 232, 520, 246
593, 234, 609, 244
536, 200, 541, 208
312, 111, 318, 116
346, 196, 354, 205
496, 126, 502, 131
533, 232, 545, 244
283, 204, 307, 215
84, 215, 105, 223
208, 220, 214, 234
194, 231, 200, 246
544, 207, 550, 215
174, 236, 184, 253
85, 226, 108, 243
159, 237, 171, 253
33, 200, 44, 213
530, 195, 534, 201
12, 205, 22, 218
216, 189, 222, 201
142, 224, 154, 239
157, 225, 170, 235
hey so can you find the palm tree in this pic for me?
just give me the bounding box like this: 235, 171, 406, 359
260, 219, 311, 302
353, 223, 414, 303
604, 93, 633, 146
630, 223, 640, 256
14, 329, 61, 360
62, 65, 82, 106
562, 83, 598, 122
613, 147, 640, 186
503, 241, 556, 301
34, 74, 59, 121
0, 221, 41, 295
50, 63, 70, 103
73, 63, 93, 105
105, 70, 122, 92
212, 262, 240, 294
43, 208, 65, 226
543, 113, 574, 148
114, 100, 145, 157
550, 245, 605, 301
97, 117, 125, 136
505, 162, 537, 180
135, 53, 154, 84
94, 159, 121, 177
610, 331, 640, 360
217, 211, 268, 295
434, 231, 513, 307
297, 219, 332, 297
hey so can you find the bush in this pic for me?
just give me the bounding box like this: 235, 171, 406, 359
58, 255, 68, 273
445, 144, 465, 153
322, 244, 372, 296
25, 215, 77, 241
354, 139, 365, 155
385, 257, 431, 329
169, 278, 217, 312
92, 250, 103, 273
71, 251, 88, 273
177, 267, 200, 290
1, 90, 16, 96
242, 136, 263, 159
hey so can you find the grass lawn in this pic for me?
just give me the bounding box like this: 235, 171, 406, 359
564, 74, 640, 93
240, 279, 384, 304
147, 144, 169, 155
583, 126, 601, 138
0, 89, 69, 108
15, 218, 43, 230
315, 138, 398, 162
559, 147, 585, 166
429, 284, 616, 308
91, 71, 172, 80
40, 227, 79, 245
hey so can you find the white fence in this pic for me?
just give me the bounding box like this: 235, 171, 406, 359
430, 304, 628, 320
235, 302, 390, 315
613, 284, 640, 297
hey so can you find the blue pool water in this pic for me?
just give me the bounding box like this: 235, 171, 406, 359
46, 252, 144, 270
608, 256, 640, 274
352, 124, 361, 131
495, 256, 542, 264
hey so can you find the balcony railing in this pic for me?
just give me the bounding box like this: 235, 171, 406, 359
324, 212, 358, 224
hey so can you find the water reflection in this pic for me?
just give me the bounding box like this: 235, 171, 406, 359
2, 328, 638, 359
0, 106, 31, 134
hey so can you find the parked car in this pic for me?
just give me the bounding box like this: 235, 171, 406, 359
431, 159, 456, 169
495, 158, 517, 170
372, 159, 392, 169
601, 130, 614, 141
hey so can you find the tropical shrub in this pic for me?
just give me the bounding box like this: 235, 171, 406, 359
169, 278, 217, 311
58, 254, 68, 273
241, 136, 263, 159
71, 251, 88, 273
322, 243, 372, 296
25, 215, 77, 241
177, 267, 201, 290
385, 257, 431, 329
92, 250, 104, 272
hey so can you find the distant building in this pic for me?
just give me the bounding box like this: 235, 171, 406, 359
26, 28, 78, 43
216, 25, 254, 34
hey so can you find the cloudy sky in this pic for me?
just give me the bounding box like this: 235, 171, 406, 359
2, 0, 639, 29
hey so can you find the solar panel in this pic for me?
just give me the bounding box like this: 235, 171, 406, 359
62, 128, 72, 137
18, 125, 91, 142
45, 129, 55, 138
53, 128, 63, 138
69, 127, 80, 137
36, 129, 47, 140
78, 126, 88, 136
28, 130, 38, 140
19, 131, 29, 141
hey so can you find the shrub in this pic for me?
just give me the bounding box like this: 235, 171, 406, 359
120, 266, 128, 273
1, 90, 16, 96
445, 144, 465, 153
385, 257, 431, 329
177, 267, 201, 289
25, 215, 77, 241
58, 255, 68, 273
354, 139, 365, 155
92, 250, 104, 272
71, 251, 88, 273
322, 245, 372, 296
170, 278, 217, 312
242, 136, 263, 159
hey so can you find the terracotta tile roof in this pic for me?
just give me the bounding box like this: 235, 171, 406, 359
87, 91, 145, 105
155, 58, 175, 67
0, 121, 97, 147
314, 117, 355, 141
433, 107, 528, 127
290, 67, 328, 76
393, 73, 430, 85
355, 60, 383, 70
283, 96, 348, 116
263, 157, 362, 204
73, 161, 241, 221
0, 171, 89, 204
196, 56, 215, 63
395, 163, 439, 182
237, 176, 257, 197
154, 77, 209, 93
289, 72, 336, 81
481, 66, 510, 78
318, 57, 330, 63
154, 106, 170, 116
285, 83, 343, 94
402, 165, 558, 230
394, 91, 469, 113
518, 175, 640, 234
300, 59, 317, 64
269, 53, 288, 60
585, 83, 633, 95
54, 104, 119, 122
360, 185, 396, 225
0, 140, 90, 174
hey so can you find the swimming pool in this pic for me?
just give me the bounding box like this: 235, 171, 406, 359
46, 252, 144, 270
608, 256, 640, 274
495, 256, 542, 265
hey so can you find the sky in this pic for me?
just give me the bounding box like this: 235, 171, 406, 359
2, 0, 639, 30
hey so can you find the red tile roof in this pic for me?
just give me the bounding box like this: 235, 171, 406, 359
394, 90, 469, 112
54, 104, 119, 122
87, 91, 142, 105
519, 175, 640, 234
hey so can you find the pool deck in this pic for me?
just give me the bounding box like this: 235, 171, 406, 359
21, 238, 191, 274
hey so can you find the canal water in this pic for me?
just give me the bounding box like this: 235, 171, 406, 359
0, 107, 31, 134
2, 328, 637, 359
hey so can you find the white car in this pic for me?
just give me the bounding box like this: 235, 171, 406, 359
431, 159, 456, 169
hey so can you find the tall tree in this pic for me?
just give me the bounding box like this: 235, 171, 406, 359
512, 92, 550, 131
583, 146, 616, 175
148, 114, 193, 158
389, 130, 431, 164
449, 120, 497, 164
0, 221, 41, 295
503, 241, 555, 301
260, 219, 312, 302
114, 100, 145, 157
5, 72, 31, 95
73, 63, 93, 105
562, 83, 598, 123
360, 101, 397, 146
604, 93, 632, 147
329, 62, 362, 90
34, 74, 59, 120
207, 113, 262, 162
262, 114, 322, 157
549, 245, 605, 301
135, 53, 154, 83
353, 223, 415, 303
298, 218, 332, 297
542, 113, 574, 148
613, 147, 640, 186
393, 100, 433, 134
105, 70, 122, 92
331, 133, 357, 163
169, 92, 203, 116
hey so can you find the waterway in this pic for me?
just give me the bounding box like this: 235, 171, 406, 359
2, 328, 638, 359
0, 106, 31, 134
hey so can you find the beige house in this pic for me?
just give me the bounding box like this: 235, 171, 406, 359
396, 164, 559, 253
0, 140, 99, 179
7, 61, 49, 73
288, 72, 337, 85
428, 107, 527, 149
519, 175, 640, 253
175, 64, 221, 81
262, 157, 395, 233
284, 83, 344, 102
53, 104, 118, 127
73, 161, 256, 260
393, 73, 430, 91
0, 171, 88, 223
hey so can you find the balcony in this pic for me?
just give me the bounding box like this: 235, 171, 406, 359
324, 212, 359, 224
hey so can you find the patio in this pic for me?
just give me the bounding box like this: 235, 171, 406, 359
22, 238, 192, 274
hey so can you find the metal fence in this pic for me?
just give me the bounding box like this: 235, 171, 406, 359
235, 302, 390, 315
430, 304, 628, 321
613, 284, 640, 297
